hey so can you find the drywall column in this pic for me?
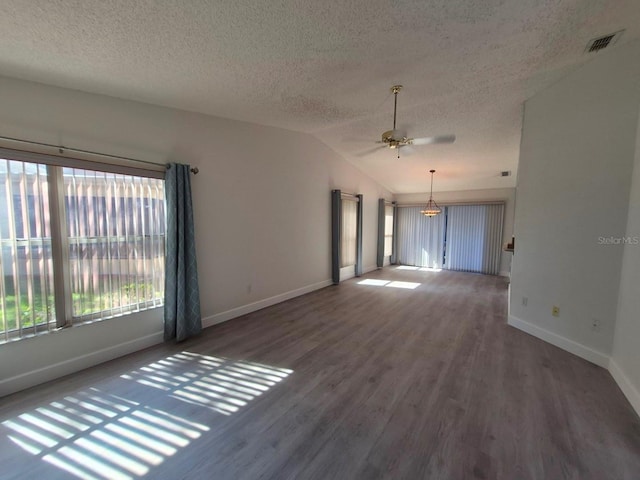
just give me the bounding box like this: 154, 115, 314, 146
509, 40, 640, 365
610, 102, 640, 414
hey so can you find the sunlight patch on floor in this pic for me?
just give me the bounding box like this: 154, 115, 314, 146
2, 352, 293, 479
396, 265, 442, 272
357, 279, 390, 286
2, 388, 208, 480
120, 352, 293, 416
386, 281, 420, 289
357, 279, 421, 290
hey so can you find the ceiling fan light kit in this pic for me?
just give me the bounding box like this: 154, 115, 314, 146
381, 129, 406, 148
372, 85, 456, 159
421, 169, 442, 217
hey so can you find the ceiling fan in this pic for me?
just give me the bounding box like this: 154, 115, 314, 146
369, 85, 455, 158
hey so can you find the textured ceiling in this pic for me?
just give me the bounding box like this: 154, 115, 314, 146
1, 0, 639, 193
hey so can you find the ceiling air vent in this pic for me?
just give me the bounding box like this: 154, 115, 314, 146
586, 30, 624, 53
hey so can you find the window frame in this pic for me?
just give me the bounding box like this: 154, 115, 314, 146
340, 197, 358, 268
383, 203, 394, 257
0, 147, 165, 341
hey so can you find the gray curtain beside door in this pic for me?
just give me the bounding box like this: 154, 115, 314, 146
377, 198, 385, 268
331, 190, 341, 284
355, 194, 363, 276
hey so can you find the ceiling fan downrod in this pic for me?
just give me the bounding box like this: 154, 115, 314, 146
390, 85, 403, 158
391, 85, 402, 131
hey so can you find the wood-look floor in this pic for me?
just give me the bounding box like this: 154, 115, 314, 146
1, 268, 639, 480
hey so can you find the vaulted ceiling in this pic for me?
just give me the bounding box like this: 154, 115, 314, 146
1, 1, 639, 192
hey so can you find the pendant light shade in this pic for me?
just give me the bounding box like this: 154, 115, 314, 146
421, 169, 442, 217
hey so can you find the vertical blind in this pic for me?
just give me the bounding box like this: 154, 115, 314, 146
384, 205, 394, 257
332, 191, 363, 283
445, 204, 504, 275
397, 206, 446, 269
396, 203, 504, 275
0, 160, 55, 338
65, 167, 165, 321
340, 198, 358, 267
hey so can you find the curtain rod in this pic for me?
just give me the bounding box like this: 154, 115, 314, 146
0, 134, 199, 174
397, 200, 505, 207
340, 192, 360, 200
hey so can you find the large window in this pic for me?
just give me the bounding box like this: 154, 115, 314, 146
0, 155, 165, 342
331, 190, 363, 284
384, 204, 394, 257
0, 161, 54, 340
340, 198, 357, 268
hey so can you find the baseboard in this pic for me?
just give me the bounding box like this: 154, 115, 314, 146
363, 264, 378, 274
609, 358, 640, 417
507, 315, 609, 368
499, 270, 510, 278
508, 316, 639, 416
1, 278, 335, 397
202, 279, 333, 328
0, 331, 164, 398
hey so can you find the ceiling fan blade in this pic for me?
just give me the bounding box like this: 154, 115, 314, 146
342, 136, 377, 143
400, 145, 415, 156
410, 134, 456, 146
354, 146, 385, 157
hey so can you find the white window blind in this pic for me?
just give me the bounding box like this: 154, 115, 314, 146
396, 206, 446, 269
340, 198, 357, 268
444, 204, 504, 275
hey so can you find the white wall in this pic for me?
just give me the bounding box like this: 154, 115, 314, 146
395, 188, 515, 276
0, 76, 391, 396
510, 41, 640, 366
610, 107, 640, 414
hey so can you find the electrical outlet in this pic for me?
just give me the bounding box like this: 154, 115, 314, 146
552, 306, 560, 317
592, 318, 601, 332
522, 296, 528, 307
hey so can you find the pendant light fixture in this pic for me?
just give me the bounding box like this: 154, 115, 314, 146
420, 169, 442, 217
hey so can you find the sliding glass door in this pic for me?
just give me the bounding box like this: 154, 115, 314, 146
395, 203, 504, 275
444, 204, 504, 275
397, 206, 446, 269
